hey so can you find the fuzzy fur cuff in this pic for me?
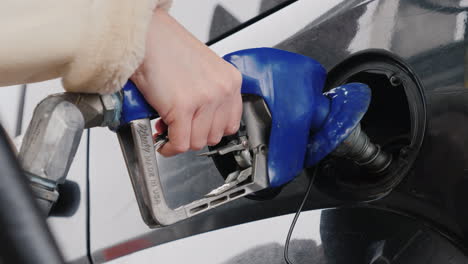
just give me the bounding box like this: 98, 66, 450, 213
62, 0, 172, 94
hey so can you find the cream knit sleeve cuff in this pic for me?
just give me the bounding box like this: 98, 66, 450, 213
62, 0, 173, 94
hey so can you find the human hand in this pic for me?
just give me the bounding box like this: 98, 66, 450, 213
131, 9, 242, 157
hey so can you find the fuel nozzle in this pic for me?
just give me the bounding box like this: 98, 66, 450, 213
332, 124, 392, 175
115, 48, 383, 228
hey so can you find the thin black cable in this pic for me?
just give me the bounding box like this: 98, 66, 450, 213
284, 166, 318, 264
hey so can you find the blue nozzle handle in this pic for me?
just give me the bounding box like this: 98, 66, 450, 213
120, 80, 159, 125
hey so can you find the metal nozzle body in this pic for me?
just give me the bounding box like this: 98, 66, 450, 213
19, 93, 121, 214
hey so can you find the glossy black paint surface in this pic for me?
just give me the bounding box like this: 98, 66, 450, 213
318, 207, 468, 264
279, 1, 468, 258
274, 0, 468, 258
275, 0, 468, 253
222, 207, 467, 264
91, 0, 468, 262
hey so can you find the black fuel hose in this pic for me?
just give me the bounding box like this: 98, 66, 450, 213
0, 125, 64, 264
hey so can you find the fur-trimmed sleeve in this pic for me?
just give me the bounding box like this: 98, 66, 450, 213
0, 0, 172, 94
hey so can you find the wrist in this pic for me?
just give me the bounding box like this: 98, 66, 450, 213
129, 8, 169, 94
130, 66, 149, 94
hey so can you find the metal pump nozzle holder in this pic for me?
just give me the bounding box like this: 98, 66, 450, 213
18, 93, 121, 214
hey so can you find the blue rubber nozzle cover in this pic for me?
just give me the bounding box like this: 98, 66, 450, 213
223, 48, 330, 187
